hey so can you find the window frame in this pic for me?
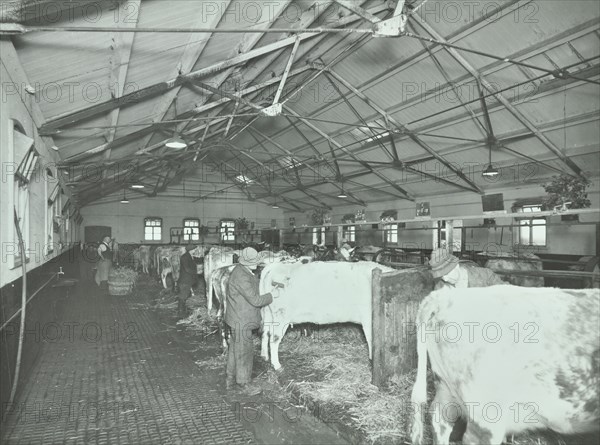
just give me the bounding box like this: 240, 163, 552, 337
183, 218, 200, 241
384, 223, 398, 244
433, 220, 463, 251
220, 219, 236, 242
11, 123, 35, 268
144, 217, 163, 241
342, 225, 356, 242
516, 205, 547, 246
312, 227, 325, 245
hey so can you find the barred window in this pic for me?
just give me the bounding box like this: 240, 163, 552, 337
220, 220, 235, 242
517, 205, 546, 246
183, 218, 200, 241
384, 224, 398, 244
144, 217, 162, 241
342, 225, 356, 242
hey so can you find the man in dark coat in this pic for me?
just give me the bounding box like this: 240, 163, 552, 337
178, 244, 197, 317
225, 247, 278, 395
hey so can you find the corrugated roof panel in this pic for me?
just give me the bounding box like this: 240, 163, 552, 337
435, 1, 600, 72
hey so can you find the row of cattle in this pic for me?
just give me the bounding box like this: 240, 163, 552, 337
204, 251, 597, 444
130, 242, 597, 443
129, 243, 359, 292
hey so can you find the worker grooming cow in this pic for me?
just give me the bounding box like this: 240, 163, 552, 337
428, 247, 505, 289
205, 247, 290, 313
224, 247, 279, 396
410, 285, 600, 445
259, 261, 394, 370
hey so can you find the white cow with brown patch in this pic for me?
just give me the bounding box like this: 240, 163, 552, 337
259, 261, 395, 370
411, 285, 600, 445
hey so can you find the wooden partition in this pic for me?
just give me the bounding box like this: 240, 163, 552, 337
371, 267, 434, 388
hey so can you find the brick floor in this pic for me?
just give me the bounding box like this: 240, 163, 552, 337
1, 283, 254, 445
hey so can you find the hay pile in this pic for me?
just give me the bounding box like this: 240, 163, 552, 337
276, 325, 411, 443
177, 305, 219, 336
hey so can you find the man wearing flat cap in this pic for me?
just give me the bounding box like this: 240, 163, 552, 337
225, 247, 279, 396
429, 247, 505, 290
177, 244, 197, 317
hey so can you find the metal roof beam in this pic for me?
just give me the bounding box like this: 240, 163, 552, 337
332, 0, 381, 24
243, 132, 333, 209
321, 70, 483, 194
415, 20, 586, 178
134, 1, 232, 153
104, 0, 140, 162
249, 126, 366, 206
38, 3, 388, 135
257, 4, 594, 151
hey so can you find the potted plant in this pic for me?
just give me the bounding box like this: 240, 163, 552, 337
542, 174, 591, 221
198, 225, 210, 238
355, 209, 366, 222
342, 213, 355, 224
310, 208, 327, 225
235, 217, 250, 230
380, 209, 398, 222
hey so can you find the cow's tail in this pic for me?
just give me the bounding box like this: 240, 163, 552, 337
410, 316, 428, 445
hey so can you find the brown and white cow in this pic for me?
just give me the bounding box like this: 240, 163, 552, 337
133, 245, 151, 274
204, 247, 239, 312
155, 245, 207, 289
484, 252, 544, 287
259, 261, 395, 370
411, 285, 600, 445
155, 246, 186, 289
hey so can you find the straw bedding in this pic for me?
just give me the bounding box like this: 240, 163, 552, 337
270, 324, 572, 445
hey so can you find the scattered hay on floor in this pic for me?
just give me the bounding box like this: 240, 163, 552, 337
194, 354, 226, 370
293, 343, 377, 405
348, 371, 419, 444
177, 306, 219, 335
276, 325, 419, 444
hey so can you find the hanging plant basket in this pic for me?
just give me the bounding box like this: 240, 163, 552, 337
380, 210, 397, 222
235, 217, 250, 230
541, 174, 591, 213
355, 209, 366, 222
310, 208, 328, 225
342, 213, 356, 224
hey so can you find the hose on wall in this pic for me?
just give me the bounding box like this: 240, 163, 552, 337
4, 208, 27, 421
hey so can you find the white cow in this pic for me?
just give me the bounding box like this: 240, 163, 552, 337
204, 247, 291, 312
259, 261, 395, 370
411, 285, 600, 445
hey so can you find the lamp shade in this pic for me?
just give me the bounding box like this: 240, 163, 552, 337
165, 135, 187, 149
482, 164, 499, 177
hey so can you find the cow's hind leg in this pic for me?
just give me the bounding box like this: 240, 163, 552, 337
461, 409, 505, 445
270, 324, 288, 371
260, 327, 270, 361
430, 382, 463, 445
